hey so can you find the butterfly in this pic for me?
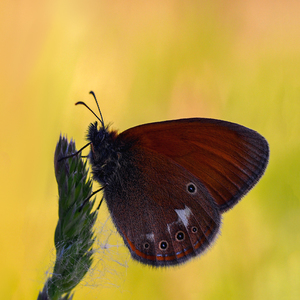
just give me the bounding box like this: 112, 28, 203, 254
68, 91, 269, 267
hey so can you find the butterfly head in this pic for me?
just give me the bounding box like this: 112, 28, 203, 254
86, 121, 108, 146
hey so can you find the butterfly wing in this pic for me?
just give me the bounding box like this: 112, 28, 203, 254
104, 145, 221, 266
118, 118, 269, 212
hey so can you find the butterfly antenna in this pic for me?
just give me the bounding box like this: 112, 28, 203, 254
89, 91, 105, 127
75, 101, 102, 123
75, 91, 105, 127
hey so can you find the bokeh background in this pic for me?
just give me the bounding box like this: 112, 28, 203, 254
1, 1, 300, 299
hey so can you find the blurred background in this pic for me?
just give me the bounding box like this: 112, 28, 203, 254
1, 1, 299, 299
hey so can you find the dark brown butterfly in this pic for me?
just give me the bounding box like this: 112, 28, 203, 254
72, 91, 269, 267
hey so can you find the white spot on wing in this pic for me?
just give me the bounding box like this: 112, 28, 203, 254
175, 205, 192, 227
167, 224, 172, 235
145, 233, 155, 241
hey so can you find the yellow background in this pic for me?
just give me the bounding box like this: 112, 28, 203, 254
1, 1, 299, 299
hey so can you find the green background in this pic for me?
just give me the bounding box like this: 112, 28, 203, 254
1, 1, 299, 299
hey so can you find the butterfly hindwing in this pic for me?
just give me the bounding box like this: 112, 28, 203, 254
104, 146, 221, 266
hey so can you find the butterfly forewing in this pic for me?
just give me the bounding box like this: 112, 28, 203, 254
119, 118, 269, 212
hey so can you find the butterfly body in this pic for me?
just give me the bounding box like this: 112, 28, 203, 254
85, 116, 269, 266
